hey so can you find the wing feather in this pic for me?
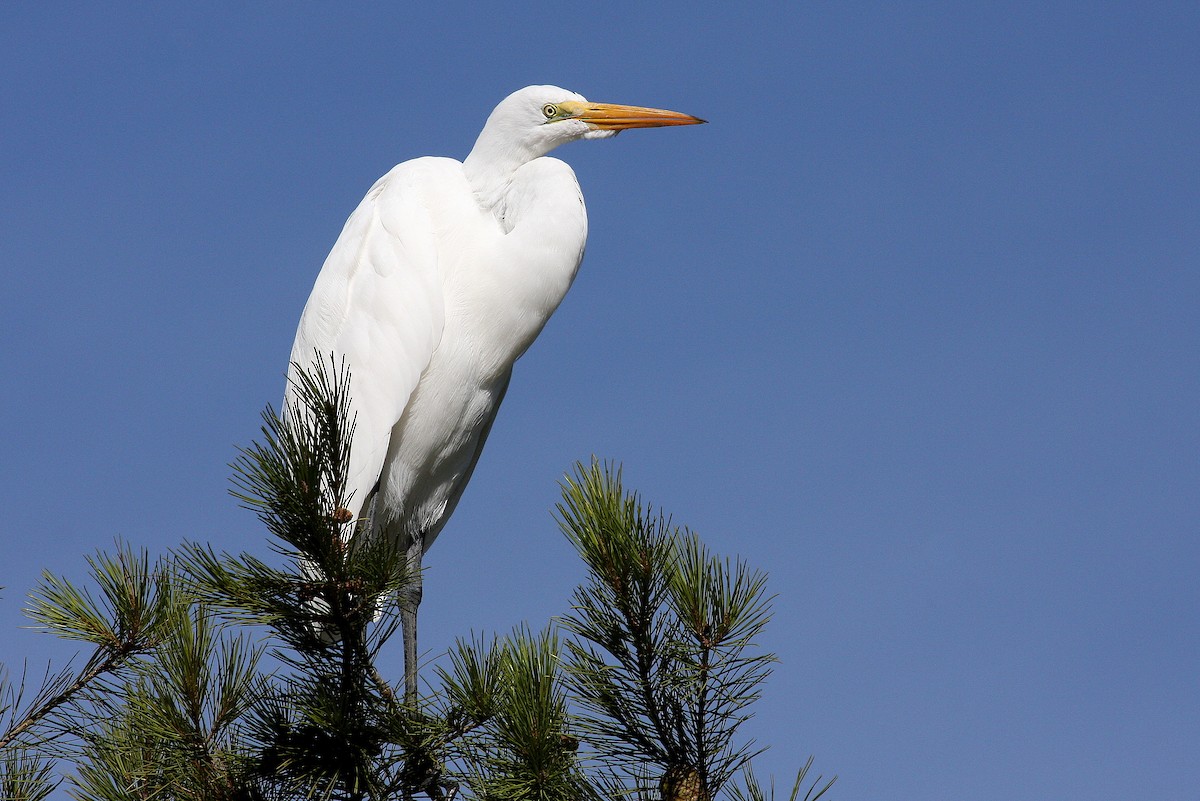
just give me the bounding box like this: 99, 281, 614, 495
286, 158, 453, 519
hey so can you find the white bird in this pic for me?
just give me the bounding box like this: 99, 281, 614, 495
285, 85, 704, 700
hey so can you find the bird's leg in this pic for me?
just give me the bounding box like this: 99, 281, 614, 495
400, 533, 424, 705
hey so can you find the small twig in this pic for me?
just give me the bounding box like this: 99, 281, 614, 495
0, 645, 129, 750
370, 665, 403, 714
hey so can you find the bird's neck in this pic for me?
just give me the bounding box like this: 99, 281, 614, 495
463, 132, 541, 224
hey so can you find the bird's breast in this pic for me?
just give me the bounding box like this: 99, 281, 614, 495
450, 157, 588, 371
369, 156, 587, 544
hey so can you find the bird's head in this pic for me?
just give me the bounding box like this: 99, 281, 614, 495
472, 85, 706, 162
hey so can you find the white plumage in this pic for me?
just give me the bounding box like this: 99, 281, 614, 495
285, 85, 703, 698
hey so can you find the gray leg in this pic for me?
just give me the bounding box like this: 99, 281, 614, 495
400, 534, 424, 704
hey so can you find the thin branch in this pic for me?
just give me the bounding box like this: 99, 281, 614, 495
0, 645, 132, 750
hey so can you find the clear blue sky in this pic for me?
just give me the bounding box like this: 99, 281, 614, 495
2, 4, 1196, 799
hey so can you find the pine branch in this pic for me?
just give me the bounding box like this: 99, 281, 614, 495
729, 756, 837, 801
4, 357, 834, 800
0, 745, 56, 801
0, 650, 127, 752
556, 460, 782, 800
3, 543, 169, 752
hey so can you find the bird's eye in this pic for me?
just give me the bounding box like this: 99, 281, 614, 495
542, 103, 558, 119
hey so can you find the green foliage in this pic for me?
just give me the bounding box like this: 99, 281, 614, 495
67, 600, 264, 801
197, 356, 410, 648
0, 360, 833, 800
557, 462, 777, 800
230, 355, 357, 571
432, 628, 587, 801
0, 745, 55, 801
0, 542, 173, 800
24, 543, 171, 658
728, 757, 836, 801
489, 628, 576, 799
182, 359, 420, 800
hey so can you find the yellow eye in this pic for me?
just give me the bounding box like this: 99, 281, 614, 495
542, 103, 558, 119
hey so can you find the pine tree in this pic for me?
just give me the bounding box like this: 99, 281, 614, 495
0, 361, 834, 801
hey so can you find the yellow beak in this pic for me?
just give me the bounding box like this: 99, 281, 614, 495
560, 101, 706, 130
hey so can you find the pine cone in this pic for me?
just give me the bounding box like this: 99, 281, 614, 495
660, 765, 709, 801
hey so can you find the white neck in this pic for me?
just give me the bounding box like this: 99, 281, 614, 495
463, 126, 541, 220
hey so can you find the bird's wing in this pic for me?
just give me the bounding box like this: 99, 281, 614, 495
286, 158, 453, 520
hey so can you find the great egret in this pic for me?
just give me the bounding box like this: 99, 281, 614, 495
286, 85, 704, 700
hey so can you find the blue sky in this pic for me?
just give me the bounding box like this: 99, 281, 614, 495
2, 3, 1197, 799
